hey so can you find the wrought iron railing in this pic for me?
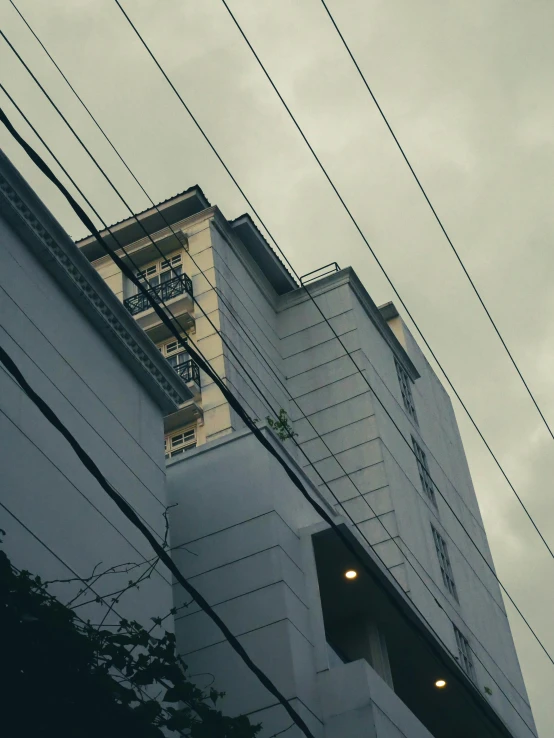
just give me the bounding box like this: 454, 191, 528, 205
174, 359, 201, 387
123, 273, 193, 316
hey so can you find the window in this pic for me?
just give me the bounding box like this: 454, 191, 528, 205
453, 625, 476, 681
135, 252, 182, 290
158, 337, 189, 368
395, 358, 418, 423
432, 526, 458, 600
412, 437, 436, 506
165, 426, 197, 459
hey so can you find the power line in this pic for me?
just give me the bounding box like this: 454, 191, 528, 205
214, 0, 554, 562
318, 0, 554, 443
2, 105, 526, 738
0, 340, 315, 738
0, 402, 171, 587
0, 0, 487, 544
97, 0, 554, 666
107, 0, 554, 570
0, 44, 524, 677
0, 11, 542, 722
0, 501, 182, 719
0, 19, 529, 710
3, 12, 548, 704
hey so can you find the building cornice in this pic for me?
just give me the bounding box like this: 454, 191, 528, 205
0, 152, 192, 414
278, 268, 420, 381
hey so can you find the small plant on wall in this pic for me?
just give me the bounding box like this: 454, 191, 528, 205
266, 409, 297, 442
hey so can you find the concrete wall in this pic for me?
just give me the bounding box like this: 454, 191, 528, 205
209, 220, 291, 434
205, 261, 534, 736
168, 426, 448, 738
274, 271, 533, 736
0, 214, 173, 633
168, 428, 324, 737
385, 317, 534, 735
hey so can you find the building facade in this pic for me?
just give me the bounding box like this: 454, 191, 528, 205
78, 188, 537, 737
0, 151, 192, 636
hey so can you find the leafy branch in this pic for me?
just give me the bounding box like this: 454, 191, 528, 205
1, 543, 261, 738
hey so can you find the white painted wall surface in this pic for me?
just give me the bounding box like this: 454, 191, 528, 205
193, 245, 534, 735
0, 212, 174, 633
167, 426, 450, 738
275, 271, 534, 737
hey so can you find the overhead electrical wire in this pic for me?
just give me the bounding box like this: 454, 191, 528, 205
215, 0, 554, 564
106, 0, 554, 572
0, 73, 540, 738
0, 9, 543, 728
2, 12, 550, 697
0, 14, 528, 709
0, 167, 317, 738
0, 114, 532, 738
318, 0, 554, 443
0, 50, 546, 738
80, 0, 554, 660
0, 37, 531, 667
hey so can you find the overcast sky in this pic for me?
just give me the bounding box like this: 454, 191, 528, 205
2, 0, 553, 734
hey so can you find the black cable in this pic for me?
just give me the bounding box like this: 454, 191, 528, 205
3, 11, 550, 698
318, 0, 554, 443
0, 33, 281, 437
0, 5, 542, 718
0, 51, 529, 716
0, 103, 541, 738
0, 342, 315, 738
216, 0, 554, 562
0, 400, 171, 586
98, 2, 554, 667
107, 0, 554, 571
0, 502, 176, 718
0, 56, 531, 714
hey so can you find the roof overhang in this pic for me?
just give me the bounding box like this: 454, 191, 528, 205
313, 525, 523, 738
76, 186, 211, 262
230, 214, 298, 295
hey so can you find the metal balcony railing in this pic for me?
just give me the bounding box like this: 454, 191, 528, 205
123, 273, 193, 316
299, 262, 341, 285
174, 359, 201, 387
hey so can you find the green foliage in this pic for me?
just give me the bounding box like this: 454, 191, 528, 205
266, 409, 297, 442
0, 547, 261, 738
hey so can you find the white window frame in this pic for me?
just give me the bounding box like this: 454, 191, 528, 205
164, 426, 197, 459
395, 358, 418, 424
431, 525, 458, 600
134, 251, 183, 291
453, 625, 476, 681
412, 436, 436, 506
158, 336, 189, 359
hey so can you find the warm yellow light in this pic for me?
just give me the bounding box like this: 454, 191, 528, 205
344, 569, 358, 580
435, 679, 447, 689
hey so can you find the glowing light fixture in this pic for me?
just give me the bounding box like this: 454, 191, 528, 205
435, 679, 447, 689
344, 569, 358, 580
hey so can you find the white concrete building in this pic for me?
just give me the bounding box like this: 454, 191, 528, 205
77, 187, 537, 737
0, 150, 192, 633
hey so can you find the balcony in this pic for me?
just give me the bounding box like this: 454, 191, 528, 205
174, 358, 201, 388
124, 273, 193, 317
